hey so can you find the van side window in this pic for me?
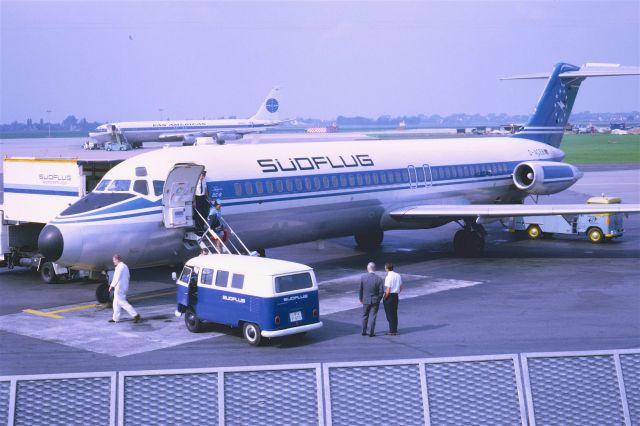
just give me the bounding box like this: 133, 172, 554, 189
215, 270, 229, 287
200, 268, 214, 285
231, 274, 244, 289
275, 272, 313, 293
133, 180, 149, 195
179, 266, 193, 283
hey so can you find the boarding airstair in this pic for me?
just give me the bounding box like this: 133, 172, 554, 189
192, 209, 259, 257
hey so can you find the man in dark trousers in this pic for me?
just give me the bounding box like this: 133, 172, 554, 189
359, 262, 384, 337
194, 171, 210, 233
383, 262, 403, 336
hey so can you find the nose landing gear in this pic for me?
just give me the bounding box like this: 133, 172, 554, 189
453, 220, 486, 257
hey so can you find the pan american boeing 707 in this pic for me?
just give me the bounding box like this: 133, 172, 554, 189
88, 87, 285, 146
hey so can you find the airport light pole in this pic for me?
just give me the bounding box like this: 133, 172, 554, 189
159, 108, 164, 121
46, 110, 51, 137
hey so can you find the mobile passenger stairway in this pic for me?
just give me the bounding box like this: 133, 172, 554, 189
189, 209, 259, 257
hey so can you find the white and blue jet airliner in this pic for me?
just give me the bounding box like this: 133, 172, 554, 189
40, 63, 640, 298
88, 87, 284, 146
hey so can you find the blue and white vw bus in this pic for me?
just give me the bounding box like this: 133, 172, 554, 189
175, 254, 323, 345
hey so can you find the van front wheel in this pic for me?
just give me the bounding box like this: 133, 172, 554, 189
242, 322, 263, 346
185, 308, 202, 333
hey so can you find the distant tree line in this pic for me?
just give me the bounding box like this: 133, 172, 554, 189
0, 115, 101, 135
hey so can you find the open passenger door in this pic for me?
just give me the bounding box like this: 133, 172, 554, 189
162, 163, 205, 228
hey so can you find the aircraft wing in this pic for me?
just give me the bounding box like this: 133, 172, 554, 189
389, 203, 640, 221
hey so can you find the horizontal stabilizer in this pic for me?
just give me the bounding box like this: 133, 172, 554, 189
501, 63, 640, 80
390, 203, 640, 221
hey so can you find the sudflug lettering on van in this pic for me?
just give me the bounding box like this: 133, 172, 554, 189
222, 295, 246, 304
283, 294, 309, 302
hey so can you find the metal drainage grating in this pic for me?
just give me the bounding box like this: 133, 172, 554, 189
14, 376, 112, 426
224, 368, 320, 426
425, 359, 524, 425
0, 381, 10, 426
122, 372, 218, 425
327, 364, 424, 426
526, 355, 625, 426
620, 353, 640, 426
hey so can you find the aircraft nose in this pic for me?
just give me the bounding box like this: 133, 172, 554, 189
38, 225, 64, 261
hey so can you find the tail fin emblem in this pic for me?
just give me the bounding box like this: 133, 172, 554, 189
266, 98, 279, 113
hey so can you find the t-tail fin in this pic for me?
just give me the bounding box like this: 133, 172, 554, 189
504, 63, 639, 148
250, 87, 281, 121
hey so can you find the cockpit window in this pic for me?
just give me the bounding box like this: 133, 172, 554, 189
153, 180, 165, 196
59, 193, 135, 216
107, 179, 131, 192
95, 179, 111, 191
133, 180, 149, 195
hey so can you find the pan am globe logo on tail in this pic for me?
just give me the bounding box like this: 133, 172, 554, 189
266, 98, 279, 113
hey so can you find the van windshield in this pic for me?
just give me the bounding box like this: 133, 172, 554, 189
275, 272, 313, 293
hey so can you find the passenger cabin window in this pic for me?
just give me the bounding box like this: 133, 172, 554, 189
200, 268, 214, 285
215, 270, 229, 287
108, 179, 131, 192
95, 180, 111, 191
275, 272, 313, 293
133, 180, 149, 195
179, 266, 193, 283
153, 180, 164, 196
231, 274, 245, 289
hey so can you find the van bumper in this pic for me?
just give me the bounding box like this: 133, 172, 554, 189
261, 321, 323, 338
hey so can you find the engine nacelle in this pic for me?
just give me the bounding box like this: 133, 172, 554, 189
512, 161, 583, 195
214, 132, 243, 144
182, 135, 197, 146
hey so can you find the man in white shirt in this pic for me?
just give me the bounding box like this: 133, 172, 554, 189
108, 254, 140, 323
383, 262, 403, 335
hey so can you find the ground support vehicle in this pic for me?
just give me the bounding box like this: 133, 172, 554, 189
508, 197, 625, 243
0, 157, 120, 282
175, 254, 323, 346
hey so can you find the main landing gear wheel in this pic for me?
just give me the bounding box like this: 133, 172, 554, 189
242, 322, 263, 346
95, 281, 111, 303
185, 308, 203, 333
587, 227, 604, 243
526, 225, 543, 240
452, 221, 486, 257
354, 230, 384, 251
40, 261, 60, 284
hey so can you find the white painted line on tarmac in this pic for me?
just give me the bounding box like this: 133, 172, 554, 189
317, 273, 484, 316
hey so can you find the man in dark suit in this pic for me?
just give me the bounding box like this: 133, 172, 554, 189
359, 262, 384, 337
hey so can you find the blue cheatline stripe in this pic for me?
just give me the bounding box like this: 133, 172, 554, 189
52, 208, 162, 224
64, 196, 161, 218
223, 175, 511, 207
4, 188, 79, 197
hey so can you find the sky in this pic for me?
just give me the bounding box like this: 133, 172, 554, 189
1, 0, 639, 123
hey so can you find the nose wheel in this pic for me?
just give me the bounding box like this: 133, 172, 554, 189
453, 220, 486, 257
